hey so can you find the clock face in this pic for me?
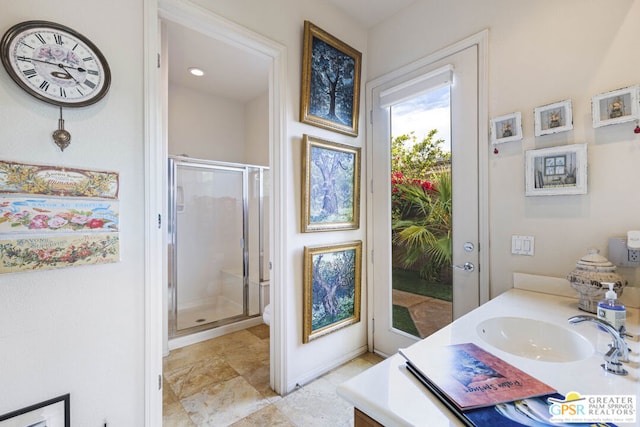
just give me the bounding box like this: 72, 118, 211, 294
1, 21, 111, 107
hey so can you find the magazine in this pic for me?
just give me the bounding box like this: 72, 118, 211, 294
399, 342, 556, 411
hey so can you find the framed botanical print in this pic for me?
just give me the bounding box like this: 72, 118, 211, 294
534, 99, 573, 136
490, 112, 523, 144
300, 21, 362, 136
592, 85, 640, 128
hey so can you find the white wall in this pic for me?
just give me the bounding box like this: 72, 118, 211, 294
188, 0, 369, 390
168, 83, 246, 161
0, 1, 145, 425
368, 0, 640, 297
245, 90, 269, 166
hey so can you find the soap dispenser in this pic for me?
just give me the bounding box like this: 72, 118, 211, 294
597, 282, 626, 330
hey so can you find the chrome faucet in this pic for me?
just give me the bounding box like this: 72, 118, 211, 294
568, 315, 628, 376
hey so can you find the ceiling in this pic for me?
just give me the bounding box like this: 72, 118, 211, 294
166, 1, 415, 102
327, 0, 416, 29
165, 20, 270, 103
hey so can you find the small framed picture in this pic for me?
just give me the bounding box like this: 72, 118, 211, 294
302, 134, 361, 232
592, 85, 640, 128
525, 143, 587, 196
490, 112, 523, 144
303, 241, 362, 343
0, 394, 70, 427
534, 99, 573, 136
300, 21, 362, 137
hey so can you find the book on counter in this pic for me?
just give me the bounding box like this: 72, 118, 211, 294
399, 342, 556, 411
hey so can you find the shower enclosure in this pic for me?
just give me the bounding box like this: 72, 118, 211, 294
168, 156, 269, 338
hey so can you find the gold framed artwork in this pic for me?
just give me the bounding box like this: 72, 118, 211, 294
303, 241, 362, 343
302, 134, 360, 232
300, 21, 362, 137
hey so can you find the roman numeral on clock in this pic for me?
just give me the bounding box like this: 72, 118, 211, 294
35, 33, 46, 44
39, 80, 50, 91
84, 79, 96, 89
22, 68, 37, 78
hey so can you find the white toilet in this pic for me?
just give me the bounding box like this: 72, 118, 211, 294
262, 303, 272, 325
260, 280, 271, 325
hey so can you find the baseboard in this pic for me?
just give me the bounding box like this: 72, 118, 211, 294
167, 316, 265, 350
285, 344, 369, 394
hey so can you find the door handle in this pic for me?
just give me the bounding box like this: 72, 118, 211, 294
453, 262, 475, 272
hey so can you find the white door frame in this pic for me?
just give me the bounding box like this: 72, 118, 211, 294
143, 0, 288, 424
364, 30, 490, 351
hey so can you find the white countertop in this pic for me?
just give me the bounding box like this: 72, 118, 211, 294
337, 288, 639, 427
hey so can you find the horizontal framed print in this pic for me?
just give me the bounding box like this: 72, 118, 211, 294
303, 241, 362, 343
0, 394, 70, 427
300, 21, 362, 136
592, 85, 640, 128
490, 112, 523, 144
525, 143, 587, 196
302, 134, 360, 232
534, 99, 573, 136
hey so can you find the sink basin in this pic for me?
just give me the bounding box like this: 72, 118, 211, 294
476, 316, 594, 362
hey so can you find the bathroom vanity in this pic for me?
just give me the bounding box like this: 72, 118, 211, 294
337, 284, 639, 426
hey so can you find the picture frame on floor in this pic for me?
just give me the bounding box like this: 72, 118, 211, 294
300, 21, 362, 137
0, 394, 70, 427
303, 241, 362, 343
592, 85, 640, 128
534, 99, 573, 136
301, 134, 361, 232
525, 143, 587, 196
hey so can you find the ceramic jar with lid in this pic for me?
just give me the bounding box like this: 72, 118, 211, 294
566, 248, 627, 313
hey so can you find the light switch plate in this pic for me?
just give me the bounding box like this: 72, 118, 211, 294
512, 235, 534, 256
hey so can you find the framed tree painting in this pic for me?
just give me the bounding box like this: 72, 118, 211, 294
302, 134, 360, 232
300, 21, 362, 137
303, 241, 362, 343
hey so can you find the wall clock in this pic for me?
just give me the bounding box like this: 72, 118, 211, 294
0, 20, 111, 150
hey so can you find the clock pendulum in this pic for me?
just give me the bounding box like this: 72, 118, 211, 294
52, 107, 71, 151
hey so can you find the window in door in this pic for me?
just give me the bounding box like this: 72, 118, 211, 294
390, 85, 452, 339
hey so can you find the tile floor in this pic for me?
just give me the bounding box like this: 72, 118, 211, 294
163, 324, 384, 426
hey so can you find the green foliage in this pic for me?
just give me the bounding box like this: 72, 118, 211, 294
311, 249, 356, 331
391, 130, 452, 282
391, 130, 450, 181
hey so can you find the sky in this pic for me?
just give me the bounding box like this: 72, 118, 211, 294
390, 85, 451, 152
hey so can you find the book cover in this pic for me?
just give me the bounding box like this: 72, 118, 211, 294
400, 342, 556, 411
464, 393, 617, 427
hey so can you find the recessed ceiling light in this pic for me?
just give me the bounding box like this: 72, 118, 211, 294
188, 67, 205, 77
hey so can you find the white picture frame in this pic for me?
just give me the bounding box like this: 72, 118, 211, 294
490, 112, 523, 144
525, 143, 587, 196
534, 99, 573, 136
592, 85, 640, 128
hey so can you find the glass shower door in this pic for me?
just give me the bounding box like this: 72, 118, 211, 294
169, 159, 247, 336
